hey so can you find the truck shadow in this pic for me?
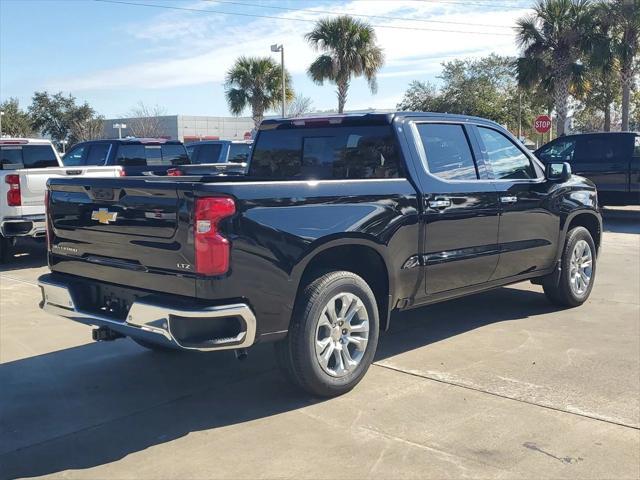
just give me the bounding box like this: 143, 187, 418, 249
0, 286, 558, 479
0, 238, 47, 272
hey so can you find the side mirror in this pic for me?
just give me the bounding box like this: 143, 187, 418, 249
546, 161, 572, 182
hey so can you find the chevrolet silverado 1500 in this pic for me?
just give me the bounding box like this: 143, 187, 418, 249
38, 113, 602, 396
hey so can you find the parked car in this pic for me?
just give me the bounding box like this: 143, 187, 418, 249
38, 113, 601, 397
535, 132, 639, 205
0, 138, 120, 262
184, 140, 251, 175
62, 138, 190, 176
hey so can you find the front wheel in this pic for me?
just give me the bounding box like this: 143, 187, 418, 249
543, 226, 597, 307
275, 271, 380, 397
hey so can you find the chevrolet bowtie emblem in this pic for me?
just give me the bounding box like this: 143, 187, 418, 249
91, 208, 118, 224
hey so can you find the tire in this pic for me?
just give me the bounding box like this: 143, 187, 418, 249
543, 226, 597, 307
275, 271, 380, 397
131, 337, 180, 353
0, 236, 12, 264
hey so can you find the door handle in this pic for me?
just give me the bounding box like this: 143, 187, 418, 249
500, 196, 518, 204
428, 198, 451, 210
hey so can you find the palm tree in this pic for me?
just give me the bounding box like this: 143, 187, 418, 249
305, 16, 384, 113
516, 0, 593, 136
224, 56, 293, 129
601, 0, 639, 131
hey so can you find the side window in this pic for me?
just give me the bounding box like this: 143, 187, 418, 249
62, 145, 86, 166
186, 145, 196, 161
478, 127, 536, 180
161, 145, 189, 165
22, 145, 59, 168
116, 145, 146, 166
195, 144, 223, 164
574, 136, 618, 162
537, 138, 576, 163
416, 123, 478, 180
228, 143, 251, 163
85, 144, 110, 166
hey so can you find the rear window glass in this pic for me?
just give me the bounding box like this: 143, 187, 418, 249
228, 143, 251, 163
193, 144, 223, 164
250, 125, 403, 179
86, 144, 110, 166
116, 144, 188, 166
1, 145, 58, 169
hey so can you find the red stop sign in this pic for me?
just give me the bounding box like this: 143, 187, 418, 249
534, 115, 552, 134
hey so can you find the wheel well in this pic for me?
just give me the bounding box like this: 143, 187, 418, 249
568, 213, 601, 253
299, 245, 390, 330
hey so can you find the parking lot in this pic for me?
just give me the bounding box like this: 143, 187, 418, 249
0, 208, 638, 480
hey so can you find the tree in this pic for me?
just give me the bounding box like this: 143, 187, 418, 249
225, 56, 293, 129
28, 91, 99, 145
126, 102, 167, 138
516, 0, 593, 136
0, 98, 34, 137
305, 16, 384, 113
71, 117, 105, 142
601, 0, 639, 131
287, 94, 314, 117
397, 81, 443, 112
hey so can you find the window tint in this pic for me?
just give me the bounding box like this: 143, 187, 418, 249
86, 144, 110, 166
478, 127, 536, 180
250, 125, 403, 179
161, 145, 189, 165
116, 144, 146, 166
0, 147, 23, 169
416, 124, 478, 180
62, 145, 86, 166
574, 136, 623, 162
537, 138, 576, 163
194, 143, 223, 164
21, 145, 58, 168
228, 143, 251, 163
186, 145, 195, 158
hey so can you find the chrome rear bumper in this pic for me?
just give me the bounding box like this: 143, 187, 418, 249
38, 275, 256, 352
1, 215, 46, 238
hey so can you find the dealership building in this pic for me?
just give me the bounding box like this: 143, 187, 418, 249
103, 115, 255, 142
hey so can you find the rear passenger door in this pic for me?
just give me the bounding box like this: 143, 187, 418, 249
411, 122, 501, 295
474, 126, 558, 280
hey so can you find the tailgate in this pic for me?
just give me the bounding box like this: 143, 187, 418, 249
19, 166, 120, 207
48, 177, 197, 295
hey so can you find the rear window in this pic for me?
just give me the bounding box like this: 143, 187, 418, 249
1, 145, 58, 169
228, 143, 252, 163
116, 144, 189, 166
193, 144, 223, 164
249, 125, 403, 179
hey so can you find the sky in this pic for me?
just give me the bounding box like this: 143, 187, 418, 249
0, 0, 534, 119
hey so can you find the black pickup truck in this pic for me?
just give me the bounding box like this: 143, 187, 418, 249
38, 113, 602, 397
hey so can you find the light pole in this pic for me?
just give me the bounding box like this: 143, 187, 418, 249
270, 44, 285, 118
0, 111, 4, 138
113, 123, 127, 139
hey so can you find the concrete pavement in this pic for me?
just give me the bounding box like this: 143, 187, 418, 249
0, 208, 638, 479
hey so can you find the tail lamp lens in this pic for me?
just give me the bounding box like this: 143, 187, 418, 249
194, 197, 236, 275
5, 174, 21, 206
45, 189, 52, 249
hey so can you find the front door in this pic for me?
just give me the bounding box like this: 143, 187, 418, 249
412, 122, 501, 295
474, 125, 559, 280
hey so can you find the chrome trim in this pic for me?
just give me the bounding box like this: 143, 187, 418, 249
38, 276, 257, 352
0, 216, 46, 238
500, 196, 518, 204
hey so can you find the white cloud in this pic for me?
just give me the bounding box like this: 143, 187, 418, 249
47, 0, 531, 94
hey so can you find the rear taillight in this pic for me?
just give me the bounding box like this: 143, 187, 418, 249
167, 168, 184, 176
194, 197, 236, 276
5, 174, 21, 206
45, 189, 52, 249
118, 168, 126, 177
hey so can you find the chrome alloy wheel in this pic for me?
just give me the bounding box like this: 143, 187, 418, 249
314, 292, 370, 377
569, 239, 593, 296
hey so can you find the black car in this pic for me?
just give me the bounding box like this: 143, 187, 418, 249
39, 112, 601, 397
535, 132, 639, 205
62, 138, 190, 176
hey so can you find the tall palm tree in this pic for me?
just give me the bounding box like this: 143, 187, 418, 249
516, 0, 593, 136
305, 16, 384, 113
602, 0, 639, 131
225, 56, 293, 129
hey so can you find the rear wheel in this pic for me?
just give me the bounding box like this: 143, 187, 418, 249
275, 271, 379, 397
543, 226, 596, 307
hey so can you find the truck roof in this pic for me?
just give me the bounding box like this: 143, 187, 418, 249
0, 138, 54, 145
260, 111, 503, 130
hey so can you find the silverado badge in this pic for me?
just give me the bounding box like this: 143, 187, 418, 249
91, 208, 118, 225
